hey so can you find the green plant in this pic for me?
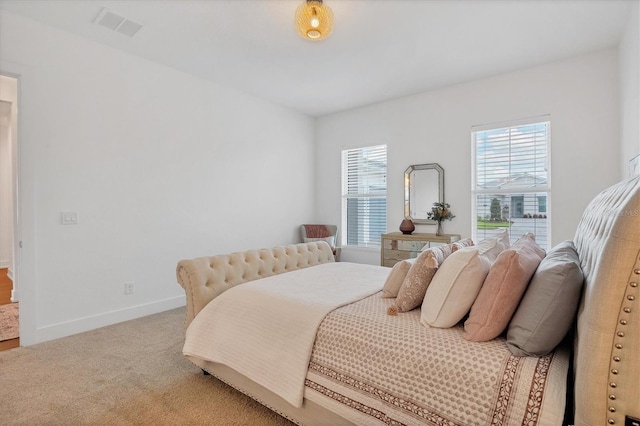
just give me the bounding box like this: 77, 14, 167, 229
490, 198, 502, 221
427, 202, 455, 222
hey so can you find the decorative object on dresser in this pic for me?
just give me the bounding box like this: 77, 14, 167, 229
426, 201, 456, 236
380, 231, 460, 267
398, 218, 415, 234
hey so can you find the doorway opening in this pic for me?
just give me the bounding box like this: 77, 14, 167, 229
0, 74, 19, 351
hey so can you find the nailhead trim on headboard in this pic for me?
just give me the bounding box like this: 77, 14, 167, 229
607, 254, 639, 424
572, 175, 640, 424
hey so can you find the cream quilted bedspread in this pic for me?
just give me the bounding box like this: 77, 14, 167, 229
304, 293, 569, 426
182, 262, 388, 408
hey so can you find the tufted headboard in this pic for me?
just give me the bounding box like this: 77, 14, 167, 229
176, 241, 335, 329
573, 175, 640, 425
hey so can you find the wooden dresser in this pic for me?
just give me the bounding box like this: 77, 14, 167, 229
380, 232, 461, 267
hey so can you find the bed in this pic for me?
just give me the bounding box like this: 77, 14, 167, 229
177, 175, 640, 425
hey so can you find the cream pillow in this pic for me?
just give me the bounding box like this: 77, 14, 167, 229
452, 237, 474, 252
420, 235, 508, 328
391, 244, 452, 313
493, 229, 511, 256
380, 258, 416, 298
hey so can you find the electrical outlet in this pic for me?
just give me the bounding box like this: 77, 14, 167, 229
124, 282, 134, 295
626, 416, 640, 426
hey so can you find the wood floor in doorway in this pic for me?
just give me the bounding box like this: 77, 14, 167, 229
0, 268, 19, 351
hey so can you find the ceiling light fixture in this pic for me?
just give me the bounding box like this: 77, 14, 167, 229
295, 0, 333, 41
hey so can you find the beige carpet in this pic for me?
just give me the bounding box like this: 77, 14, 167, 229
0, 307, 294, 425
0, 302, 19, 341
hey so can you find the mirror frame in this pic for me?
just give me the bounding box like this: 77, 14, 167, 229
404, 163, 445, 224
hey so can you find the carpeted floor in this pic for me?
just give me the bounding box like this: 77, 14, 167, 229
0, 302, 19, 341
0, 307, 294, 425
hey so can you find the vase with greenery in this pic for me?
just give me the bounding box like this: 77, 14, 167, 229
427, 202, 455, 236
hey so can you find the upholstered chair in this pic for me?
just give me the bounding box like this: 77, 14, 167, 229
300, 224, 341, 261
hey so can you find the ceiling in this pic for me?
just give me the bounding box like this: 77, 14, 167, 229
0, 0, 634, 116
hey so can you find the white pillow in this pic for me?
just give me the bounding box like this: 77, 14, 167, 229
380, 258, 416, 298
420, 235, 508, 328
494, 229, 511, 253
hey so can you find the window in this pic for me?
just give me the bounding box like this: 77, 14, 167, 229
472, 117, 550, 250
342, 145, 387, 248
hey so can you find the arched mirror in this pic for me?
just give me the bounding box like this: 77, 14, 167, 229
404, 163, 444, 224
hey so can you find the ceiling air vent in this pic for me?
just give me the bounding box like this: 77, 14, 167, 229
94, 8, 143, 37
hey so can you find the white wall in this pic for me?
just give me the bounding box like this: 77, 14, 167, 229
316, 49, 620, 265
0, 11, 316, 345
620, 1, 640, 179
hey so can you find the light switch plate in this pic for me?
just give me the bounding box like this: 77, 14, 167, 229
61, 211, 79, 225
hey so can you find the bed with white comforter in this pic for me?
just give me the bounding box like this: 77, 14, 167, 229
177, 175, 640, 425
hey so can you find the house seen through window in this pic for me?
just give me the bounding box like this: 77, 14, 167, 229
472, 117, 550, 250
342, 145, 387, 248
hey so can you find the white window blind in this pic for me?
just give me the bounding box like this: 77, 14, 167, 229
342, 145, 387, 248
472, 117, 550, 249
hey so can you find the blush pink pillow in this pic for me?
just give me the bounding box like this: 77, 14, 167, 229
464, 233, 545, 342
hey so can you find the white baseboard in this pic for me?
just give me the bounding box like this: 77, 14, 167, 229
0, 260, 9, 269
9, 267, 17, 301
34, 296, 186, 345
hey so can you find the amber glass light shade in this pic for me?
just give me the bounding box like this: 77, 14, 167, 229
295, 0, 333, 41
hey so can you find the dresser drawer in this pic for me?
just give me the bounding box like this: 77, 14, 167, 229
383, 249, 420, 261
380, 232, 462, 267
382, 239, 428, 252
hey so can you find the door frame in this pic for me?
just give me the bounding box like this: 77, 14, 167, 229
1, 65, 37, 346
